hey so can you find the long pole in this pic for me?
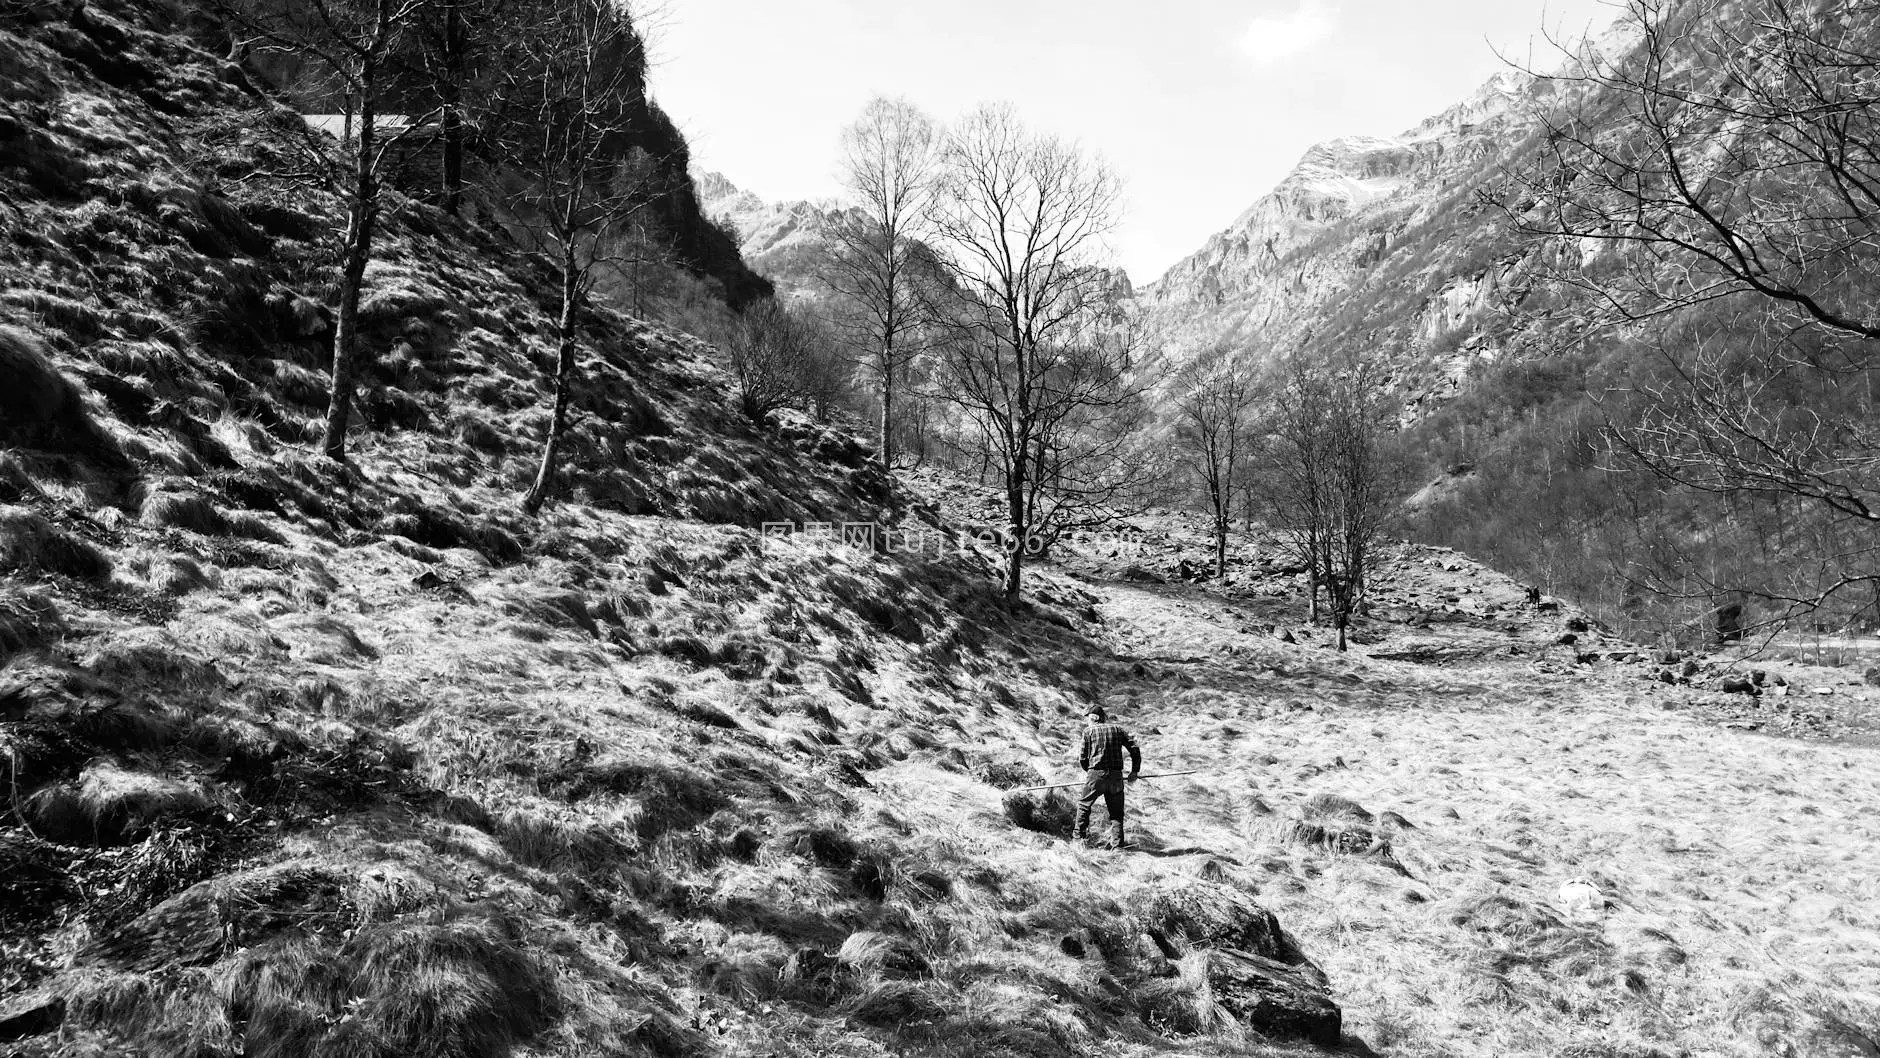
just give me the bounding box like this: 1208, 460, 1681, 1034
1009, 769, 1202, 793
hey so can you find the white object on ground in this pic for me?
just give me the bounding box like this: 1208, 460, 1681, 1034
1556, 877, 1604, 922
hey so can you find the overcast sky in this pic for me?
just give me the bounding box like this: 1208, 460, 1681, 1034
645, 0, 1619, 285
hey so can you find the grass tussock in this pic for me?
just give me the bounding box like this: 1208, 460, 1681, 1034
0, 505, 112, 580
0, 325, 124, 465
1002, 791, 1077, 838
0, 586, 63, 661
63, 903, 557, 1058
25, 760, 217, 844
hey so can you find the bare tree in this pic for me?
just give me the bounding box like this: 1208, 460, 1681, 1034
1511, 0, 1880, 343
1265, 352, 1396, 651
491, 0, 665, 515
928, 103, 1146, 604
726, 299, 852, 424
1505, 0, 1880, 630
1173, 348, 1259, 579
824, 96, 941, 468
215, 0, 431, 460
407, 0, 507, 216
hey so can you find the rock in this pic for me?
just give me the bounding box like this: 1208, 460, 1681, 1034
1718, 675, 1758, 695
1137, 881, 1341, 1045
0, 992, 63, 1043
1205, 948, 1343, 1047
1555, 632, 1578, 646
1864, 667, 1880, 688
1564, 616, 1590, 633
1141, 882, 1295, 956
1120, 565, 1167, 585
1276, 629, 1296, 644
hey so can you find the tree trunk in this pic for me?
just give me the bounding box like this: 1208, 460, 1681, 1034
1307, 566, 1320, 623
1003, 478, 1026, 605
880, 348, 894, 468
440, 0, 465, 216
1214, 515, 1228, 580
1334, 611, 1348, 652
441, 106, 464, 216
323, 89, 379, 461
524, 259, 580, 514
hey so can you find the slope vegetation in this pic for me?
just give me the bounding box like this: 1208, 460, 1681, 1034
3, 5, 1877, 1058
0, 4, 1344, 1056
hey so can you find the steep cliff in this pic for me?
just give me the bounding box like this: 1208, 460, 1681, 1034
1141, 69, 1564, 410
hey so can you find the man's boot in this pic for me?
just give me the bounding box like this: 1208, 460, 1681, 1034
1108, 820, 1126, 849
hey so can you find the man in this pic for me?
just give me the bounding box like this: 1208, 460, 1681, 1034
1074, 704, 1141, 848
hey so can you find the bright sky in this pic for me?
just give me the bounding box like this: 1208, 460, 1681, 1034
644, 0, 1618, 285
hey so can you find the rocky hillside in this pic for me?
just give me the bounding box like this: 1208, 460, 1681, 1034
0, 4, 1360, 1056
1139, 68, 1558, 410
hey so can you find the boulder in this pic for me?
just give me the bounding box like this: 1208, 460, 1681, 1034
1205, 948, 1342, 1047
1135, 881, 1341, 1043
1141, 882, 1295, 957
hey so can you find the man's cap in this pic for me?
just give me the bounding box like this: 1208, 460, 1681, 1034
1086, 705, 1107, 721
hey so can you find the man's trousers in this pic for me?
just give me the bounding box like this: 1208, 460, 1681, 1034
1075, 768, 1126, 846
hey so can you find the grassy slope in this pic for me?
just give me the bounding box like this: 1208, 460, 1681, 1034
3, 4, 1879, 1058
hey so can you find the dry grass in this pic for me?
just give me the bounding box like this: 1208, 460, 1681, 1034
3, 5, 1875, 1057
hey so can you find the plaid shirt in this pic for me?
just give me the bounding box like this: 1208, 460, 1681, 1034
1080, 722, 1141, 773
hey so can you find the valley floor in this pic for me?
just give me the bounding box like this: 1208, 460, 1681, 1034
1037, 569, 1880, 1056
